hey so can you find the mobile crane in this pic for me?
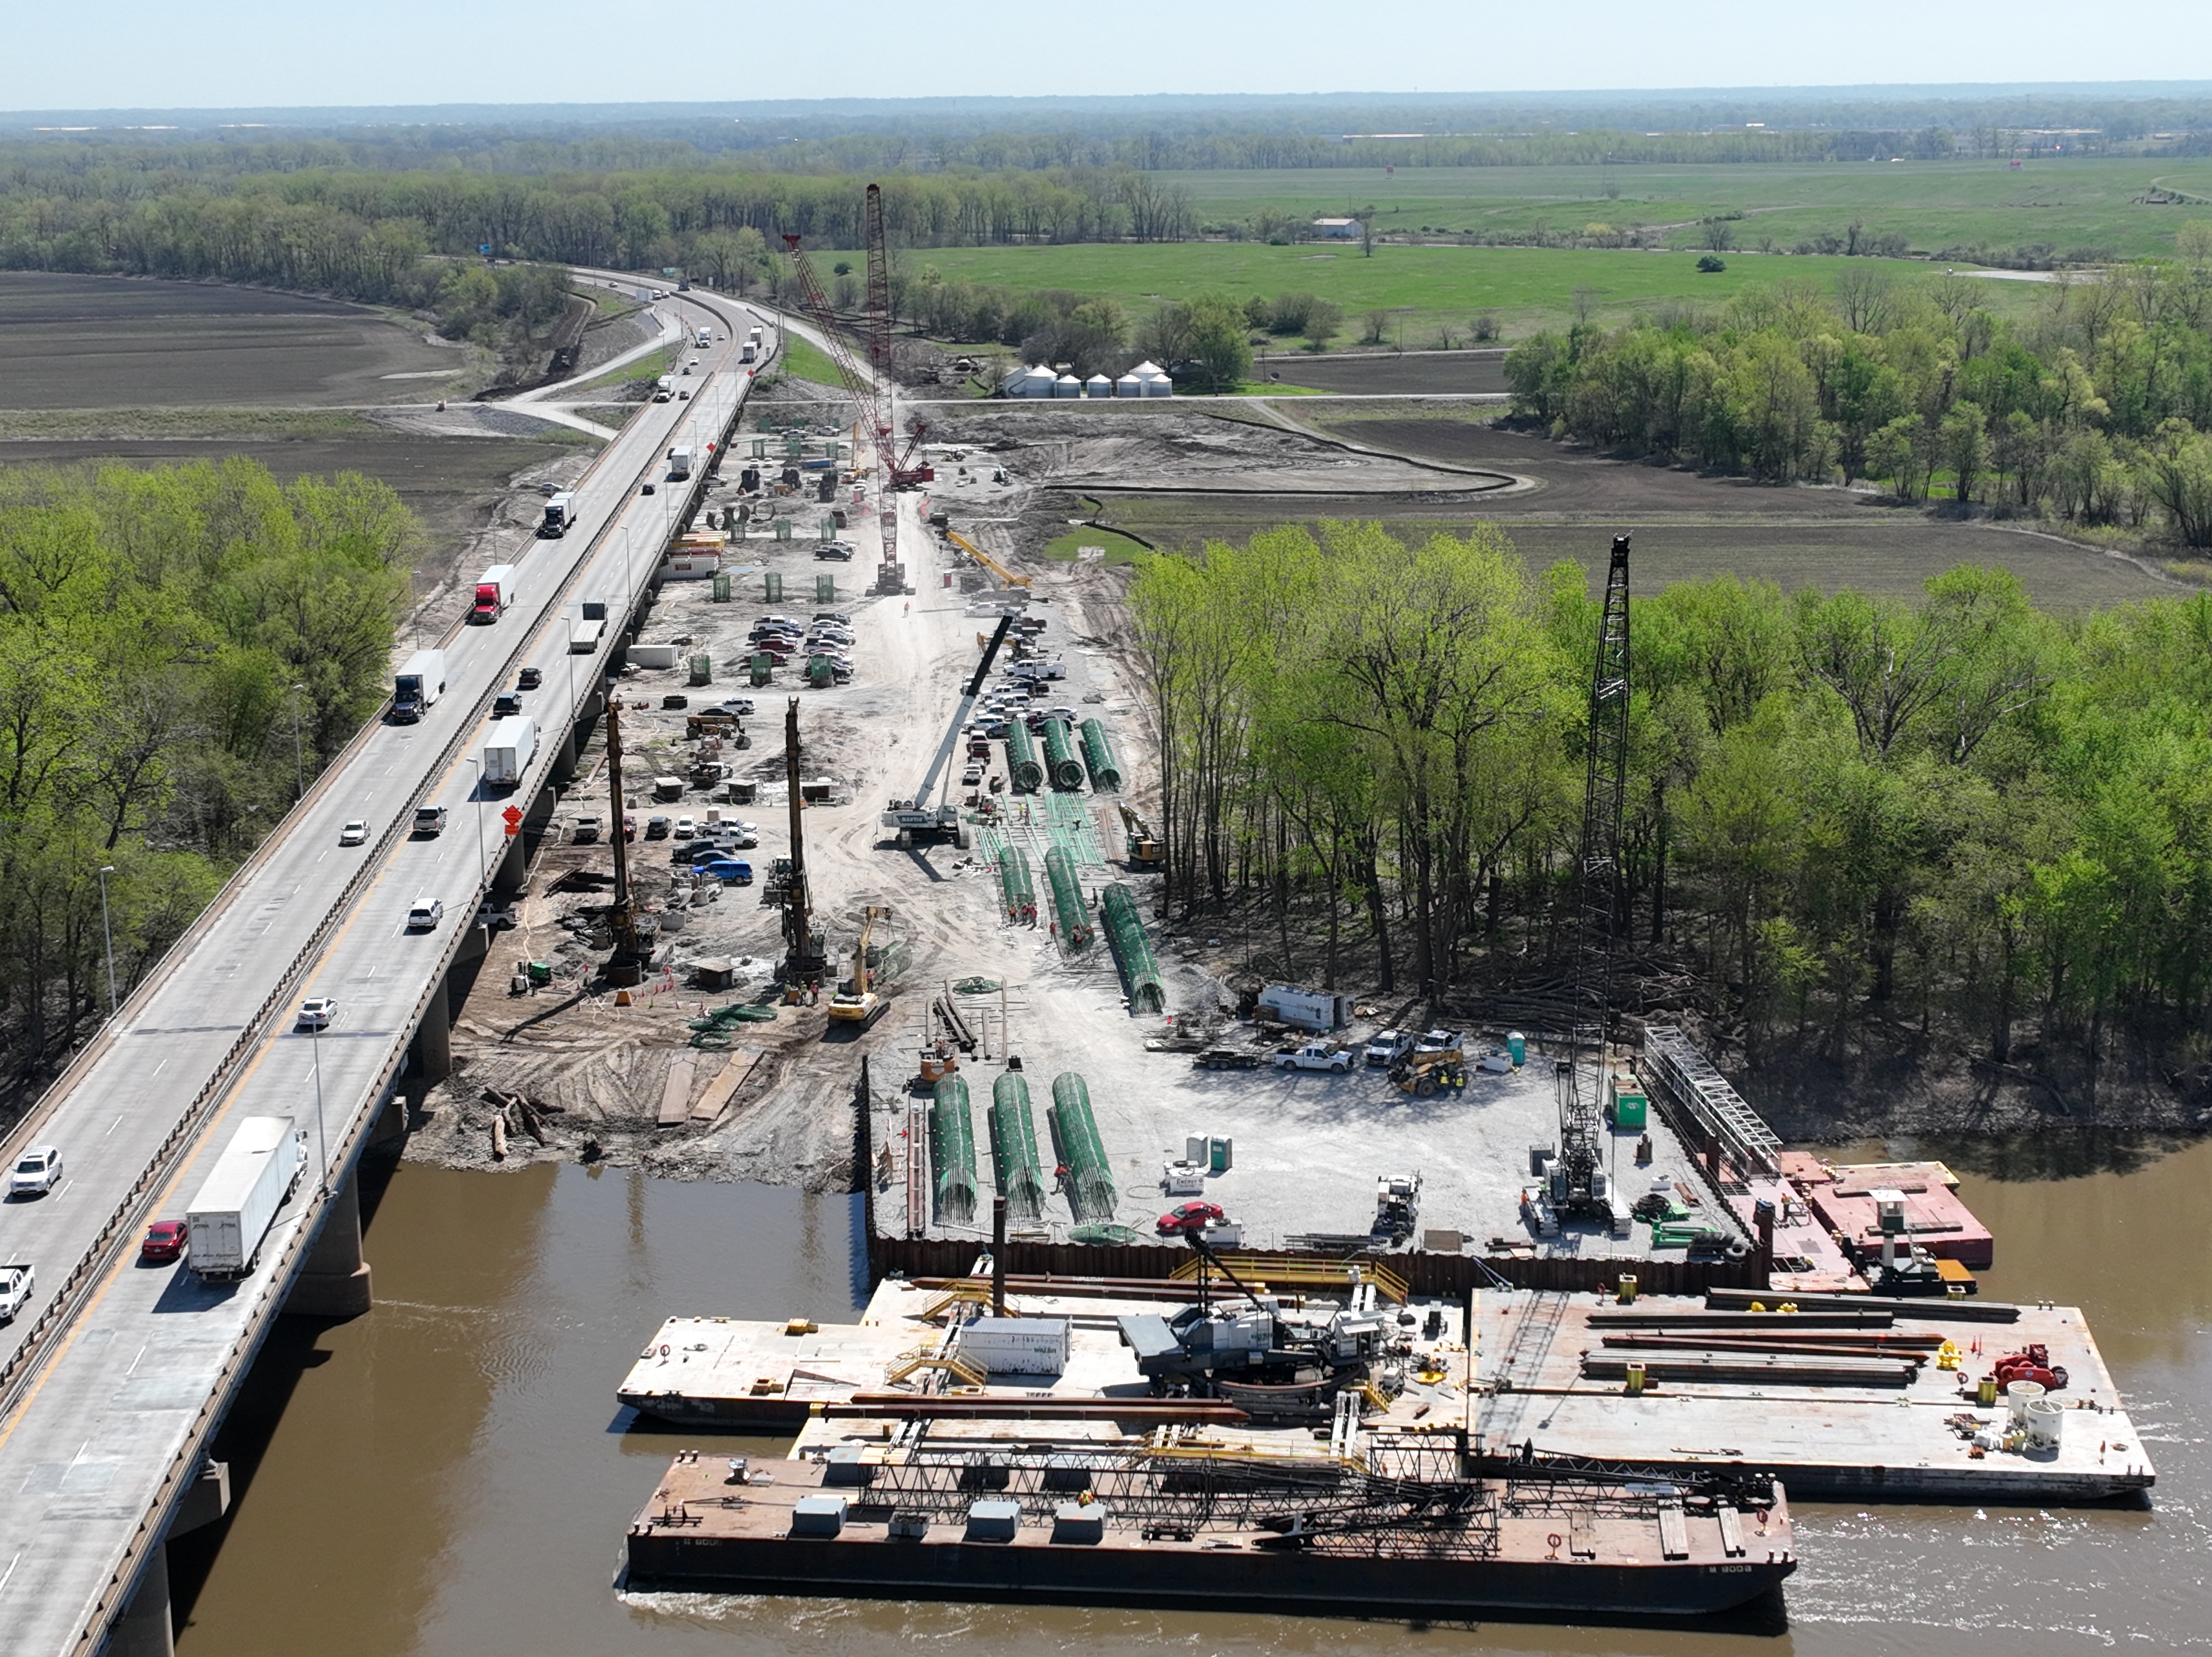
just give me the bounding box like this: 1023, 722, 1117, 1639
880, 614, 1015, 848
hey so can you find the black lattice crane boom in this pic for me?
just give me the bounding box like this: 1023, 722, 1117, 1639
778, 230, 884, 479
864, 183, 893, 377
1554, 533, 1633, 1215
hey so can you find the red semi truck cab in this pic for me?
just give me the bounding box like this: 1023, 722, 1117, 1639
472, 563, 517, 622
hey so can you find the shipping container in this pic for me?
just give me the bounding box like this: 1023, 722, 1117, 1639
951, 1316, 1071, 1376
1257, 983, 1355, 1031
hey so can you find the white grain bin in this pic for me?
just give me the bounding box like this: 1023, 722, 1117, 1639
1083, 373, 1113, 398
1005, 365, 1057, 398
1053, 373, 1083, 399
1114, 371, 1145, 397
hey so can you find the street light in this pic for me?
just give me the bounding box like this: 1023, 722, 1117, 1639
97, 865, 119, 1017
289, 683, 307, 803
310, 1012, 329, 1194
464, 758, 488, 890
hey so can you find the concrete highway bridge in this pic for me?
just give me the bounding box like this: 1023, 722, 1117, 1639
0, 287, 787, 1655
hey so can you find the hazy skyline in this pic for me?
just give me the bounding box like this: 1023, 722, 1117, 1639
7, 0, 2210, 114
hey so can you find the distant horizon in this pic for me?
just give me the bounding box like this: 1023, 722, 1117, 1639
7, 81, 2212, 125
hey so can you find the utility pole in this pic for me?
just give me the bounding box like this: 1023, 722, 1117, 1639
464, 758, 488, 888
97, 864, 119, 1017
310, 1014, 329, 1193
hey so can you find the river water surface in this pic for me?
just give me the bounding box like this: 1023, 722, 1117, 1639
171, 1137, 2211, 1656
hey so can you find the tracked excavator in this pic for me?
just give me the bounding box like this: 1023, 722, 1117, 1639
827, 904, 893, 1027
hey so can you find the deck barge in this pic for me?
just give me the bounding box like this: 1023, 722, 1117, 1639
625, 1438, 1797, 1620
618, 1276, 2153, 1505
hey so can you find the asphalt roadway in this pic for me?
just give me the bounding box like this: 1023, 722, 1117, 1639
0, 286, 780, 1656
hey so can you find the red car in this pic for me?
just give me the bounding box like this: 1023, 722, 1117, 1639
140, 1220, 188, 1264
1155, 1201, 1225, 1237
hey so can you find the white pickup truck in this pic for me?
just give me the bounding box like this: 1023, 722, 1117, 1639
0, 1262, 33, 1323
1275, 1040, 1354, 1073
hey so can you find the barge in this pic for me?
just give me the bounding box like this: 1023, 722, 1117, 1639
626, 1436, 1796, 1620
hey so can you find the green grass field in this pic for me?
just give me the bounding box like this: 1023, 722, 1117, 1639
780, 335, 845, 387
1168, 157, 2212, 260
886, 242, 2055, 341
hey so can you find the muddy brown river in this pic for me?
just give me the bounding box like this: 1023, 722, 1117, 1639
171, 1136, 2210, 1656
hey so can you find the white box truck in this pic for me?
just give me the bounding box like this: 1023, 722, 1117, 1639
539, 492, 576, 537
569, 616, 606, 653
739, 341, 758, 364
186, 1116, 306, 1280
653, 376, 674, 403
391, 648, 447, 723
483, 715, 537, 787
667, 445, 694, 481
695, 325, 712, 348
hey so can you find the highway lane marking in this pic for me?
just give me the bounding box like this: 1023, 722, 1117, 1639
53, 1181, 72, 1204
103, 1116, 122, 1138
0, 1551, 19, 1595
125, 1345, 145, 1378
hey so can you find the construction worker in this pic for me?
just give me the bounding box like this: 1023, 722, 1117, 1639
903, 600, 910, 617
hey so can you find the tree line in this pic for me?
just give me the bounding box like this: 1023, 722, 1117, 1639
0, 459, 413, 1106
1504, 231, 2212, 546
1128, 523, 2212, 1085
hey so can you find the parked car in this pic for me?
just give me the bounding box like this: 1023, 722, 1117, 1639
573, 816, 602, 844
674, 817, 696, 839
474, 901, 517, 931
814, 612, 852, 625
1412, 1028, 1463, 1057
646, 816, 672, 839
1276, 1040, 1354, 1073
960, 764, 985, 787
1156, 1200, 1225, 1236
297, 997, 338, 1030
406, 898, 444, 931
814, 544, 853, 562
140, 1220, 188, 1264
10, 1145, 62, 1199
339, 820, 370, 847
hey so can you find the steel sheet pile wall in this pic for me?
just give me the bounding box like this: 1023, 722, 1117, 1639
1077, 718, 1122, 792
1004, 720, 1044, 793
997, 846, 1036, 923
1040, 719, 1087, 791
1101, 883, 1165, 1013
929, 1076, 977, 1227
1046, 1072, 1117, 1225
1044, 847, 1093, 948
988, 1073, 1047, 1222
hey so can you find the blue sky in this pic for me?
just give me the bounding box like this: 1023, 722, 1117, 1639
5, 0, 2208, 111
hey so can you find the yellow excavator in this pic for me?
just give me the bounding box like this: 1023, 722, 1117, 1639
827, 905, 893, 1027
1118, 803, 1164, 870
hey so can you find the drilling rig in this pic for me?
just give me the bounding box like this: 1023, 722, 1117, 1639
599, 697, 649, 987
1551, 533, 1632, 1219
779, 698, 828, 984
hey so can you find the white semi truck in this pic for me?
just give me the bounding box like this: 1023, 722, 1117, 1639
391, 649, 447, 723
186, 1116, 307, 1280
483, 715, 538, 787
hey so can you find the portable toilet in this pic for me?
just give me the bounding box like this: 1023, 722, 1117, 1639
1083, 373, 1113, 398
1053, 374, 1082, 399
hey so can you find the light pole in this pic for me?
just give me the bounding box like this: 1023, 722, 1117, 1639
289, 683, 307, 803
464, 759, 488, 890
97, 864, 119, 1017
310, 1013, 329, 1194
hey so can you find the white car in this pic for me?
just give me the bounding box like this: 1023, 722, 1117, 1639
961, 764, 985, 787
10, 1145, 62, 1198
406, 898, 444, 931
674, 817, 696, 839
297, 997, 338, 1030
339, 820, 370, 846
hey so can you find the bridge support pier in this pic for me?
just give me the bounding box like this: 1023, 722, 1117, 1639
494, 830, 526, 893
284, 1168, 372, 1319
410, 974, 450, 1083
553, 724, 579, 783
109, 1543, 175, 1657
